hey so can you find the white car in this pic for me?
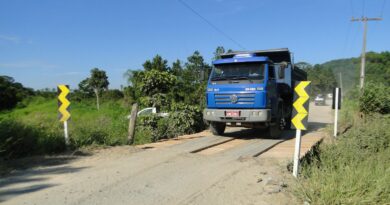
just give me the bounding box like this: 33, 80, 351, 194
136, 107, 169, 117
314, 94, 326, 106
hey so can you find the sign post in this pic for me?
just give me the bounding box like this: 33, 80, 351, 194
58, 85, 71, 146
291, 81, 311, 178
332, 87, 341, 137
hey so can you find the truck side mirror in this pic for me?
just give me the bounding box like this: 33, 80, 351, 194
278, 67, 285, 79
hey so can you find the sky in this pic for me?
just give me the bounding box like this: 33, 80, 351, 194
0, 0, 389, 89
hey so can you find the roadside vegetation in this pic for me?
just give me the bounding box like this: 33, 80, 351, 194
295, 81, 390, 204
0, 47, 232, 159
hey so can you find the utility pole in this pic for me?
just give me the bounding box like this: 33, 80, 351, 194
339, 72, 343, 96
351, 17, 382, 89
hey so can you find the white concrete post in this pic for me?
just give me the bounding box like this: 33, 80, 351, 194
64, 120, 70, 146
334, 88, 339, 137
293, 129, 302, 178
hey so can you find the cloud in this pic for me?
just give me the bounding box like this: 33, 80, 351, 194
0, 35, 20, 44
0, 61, 59, 69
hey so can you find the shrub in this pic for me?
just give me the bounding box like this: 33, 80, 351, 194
167, 103, 205, 137
359, 82, 390, 114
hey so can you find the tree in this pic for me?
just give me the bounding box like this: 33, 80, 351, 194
142, 55, 170, 72
0, 76, 34, 110
139, 70, 176, 109
184, 51, 211, 83
171, 59, 183, 77
213, 46, 225, 60
300, 63, 337, 96
82, 68, 110, 110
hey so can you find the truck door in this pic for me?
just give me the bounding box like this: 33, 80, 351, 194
267, 65, 278, 118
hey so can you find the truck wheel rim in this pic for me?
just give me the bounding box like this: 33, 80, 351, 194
280, 118, 286, 130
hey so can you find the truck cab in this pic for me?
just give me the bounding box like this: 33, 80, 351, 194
203, 48, 306, 137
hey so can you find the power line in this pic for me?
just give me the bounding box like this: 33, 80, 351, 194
177, 0, 246, 49
380, 0, 387, 17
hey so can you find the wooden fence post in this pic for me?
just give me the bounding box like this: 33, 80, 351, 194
128, 103, 138, 144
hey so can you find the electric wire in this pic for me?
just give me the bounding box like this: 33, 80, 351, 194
379, 0, 387, 17
177, 0, 246, 50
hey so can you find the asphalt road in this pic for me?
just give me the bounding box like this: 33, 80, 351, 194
0, 102, 333, 205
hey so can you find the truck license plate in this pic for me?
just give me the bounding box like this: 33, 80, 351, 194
226, 111, 240, 117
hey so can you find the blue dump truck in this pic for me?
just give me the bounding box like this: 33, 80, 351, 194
203, 48, 307, 138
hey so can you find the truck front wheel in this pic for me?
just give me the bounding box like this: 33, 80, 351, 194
210, 122, 226, 135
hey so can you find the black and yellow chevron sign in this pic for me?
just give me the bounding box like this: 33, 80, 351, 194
57, 85, 71, 122
291, 81, 311, 130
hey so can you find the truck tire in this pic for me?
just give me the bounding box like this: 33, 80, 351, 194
210, 122, 226, 135
285, 115, 292, 130
267, 124, 281, 139
267, 108, 283, 138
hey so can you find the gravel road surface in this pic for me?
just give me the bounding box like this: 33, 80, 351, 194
0, 102, 332, 205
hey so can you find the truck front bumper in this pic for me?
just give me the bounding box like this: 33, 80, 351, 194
203, 109, 271, 122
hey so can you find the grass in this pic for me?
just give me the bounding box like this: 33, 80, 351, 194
295, 99, 390, 204
0, 96, 131, 158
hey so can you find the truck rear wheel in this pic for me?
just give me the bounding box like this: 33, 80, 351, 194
268, 108, 283, 138
267, 124, 281, 139
210, 122, 226, 135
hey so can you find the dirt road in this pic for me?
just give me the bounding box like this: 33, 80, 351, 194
0, 102, 332, 205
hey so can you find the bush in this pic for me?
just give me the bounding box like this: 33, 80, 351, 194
359, 82, 390, 114
133, 103, 206, 143
166, 103, 205, 137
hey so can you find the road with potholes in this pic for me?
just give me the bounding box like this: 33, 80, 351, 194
0, 102, 332, 205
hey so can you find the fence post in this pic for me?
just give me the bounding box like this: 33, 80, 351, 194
128, 103, 138, 144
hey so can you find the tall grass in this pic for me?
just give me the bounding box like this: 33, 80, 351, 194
296, 109, 390, 204
0, 97, 130, 158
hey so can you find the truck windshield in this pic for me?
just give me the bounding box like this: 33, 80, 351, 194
210, 63, 265, 84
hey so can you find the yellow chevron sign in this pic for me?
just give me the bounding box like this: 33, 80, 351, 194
58, 85, 71, 122
291, 81, 311, 130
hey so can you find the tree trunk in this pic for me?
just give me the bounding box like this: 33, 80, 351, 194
94, 88, 100, 110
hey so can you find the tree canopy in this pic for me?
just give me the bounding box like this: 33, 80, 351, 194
0, 76, 33, 110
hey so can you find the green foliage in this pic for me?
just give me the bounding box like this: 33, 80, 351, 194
297, 114, 390, 204
133, 103, 205, 143
359, 82, 390, 114
139, 70, 176, 96
213, 46, 225, 60
0, 76, 34, 110
365, 51, 390, 86
142, 55, 170, 72
79, 68, 110, 110
321, 51, 390, 93
89, 68, 110, 91
298, 63, 337, 96
102, 89, 124, 100
167, 103, 205, 137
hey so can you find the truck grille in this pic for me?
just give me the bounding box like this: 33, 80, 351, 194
214, 93, 255, 105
